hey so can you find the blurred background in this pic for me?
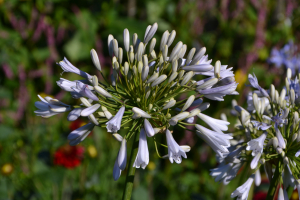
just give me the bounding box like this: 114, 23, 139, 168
1, 0, 300, 199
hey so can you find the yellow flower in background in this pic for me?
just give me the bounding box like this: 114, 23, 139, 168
80, 121, 87, 127
147, 161, 156, 171
1, 163, 13, 175
39, 93, 54, 99
235, 69, 247, 91
87, 145, 97, 158
291, 190, 299, 200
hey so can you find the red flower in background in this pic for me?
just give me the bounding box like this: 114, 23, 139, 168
54, 145, 84, 168
253, 191, 267, 200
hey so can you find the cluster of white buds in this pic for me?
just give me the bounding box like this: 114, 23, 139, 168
212, 68, 300, 200
35, 23, 238, 181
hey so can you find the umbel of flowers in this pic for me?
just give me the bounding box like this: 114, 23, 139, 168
212, 68, 300, 200
34, 23, 237, 199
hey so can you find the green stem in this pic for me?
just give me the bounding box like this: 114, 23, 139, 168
122, 129, 139, 200
266, 161, 281, 200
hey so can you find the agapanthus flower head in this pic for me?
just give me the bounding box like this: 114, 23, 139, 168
268, 41, 300, 75
35, 23, 237, 180
216, 70, 300, 199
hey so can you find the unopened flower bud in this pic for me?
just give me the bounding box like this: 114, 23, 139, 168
186, 48, 196, 65
98, 112, 105, 117
124, 62, 129, 76
214, 60, 221, 78
163, 100, 176, 110
149, 38, 156, 53
169, 112, 189, 125
132, 107, 151, 118
166, 30, 176, 47
270, 84, 275, 102
113, 39, 119, 58
182, 95, 195, 111
280, 89, 286, 103
178, 44, 187, 59
108, 34, 114, 57
292, 133, 298, 142
123, 28, 130, 52
118, 48, 123, 64
144, 22, 158, 44
150, 50, 157, 59
132, 33, 138, 48
168, 72, 178, 83
181, 71, 194, 86
169, 41, 183, 62
80, 97, 92, 107
290, 89, 295, 106
142, 65, 149, 81
273, 137, 279, 148
252, 93, 259, 114
285, 78, 290, 93
190, 47, 206, 65
172, 60, 178, 72
163, 45, 168, 62
90, 49, 101, 71
160, 30, 169, 51
92, 75, 98, 87
137, 42, 144, 61
151, 75, 167, 87
197, 78, 218, 90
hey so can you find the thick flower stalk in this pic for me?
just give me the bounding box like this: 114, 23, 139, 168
213, 68, 300, 200
34, 23, 237, 199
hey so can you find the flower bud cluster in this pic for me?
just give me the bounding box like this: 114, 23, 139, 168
213, 69, 300, 199
35, 23, 237, 181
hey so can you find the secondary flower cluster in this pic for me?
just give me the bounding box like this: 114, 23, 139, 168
269, 41, 300, 75
212, 69, 300, 200
35, 23, 238, 180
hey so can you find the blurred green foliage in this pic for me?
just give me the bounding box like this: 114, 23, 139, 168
0, 0, 299, 199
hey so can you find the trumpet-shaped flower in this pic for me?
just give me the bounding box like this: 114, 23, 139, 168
166, 129, 187, 164
275, 128, 286, 149
248, 74, 269, 98
198, 82, 238, 101
133, 129, 149, 169
251, 121, 271, 130
197, 113, 229, 133
246, 132, 267, 156
231, 175, 254, 200
106, 106, 125, 133
57, 78, 93, 92
71, 81, 99, 101
58, 57, 92, 79
113, 154, 122, 181
210, 162, 242, 185
195, 125, 231, 157
118, 138, 127, 170
34, 95, 71, 118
